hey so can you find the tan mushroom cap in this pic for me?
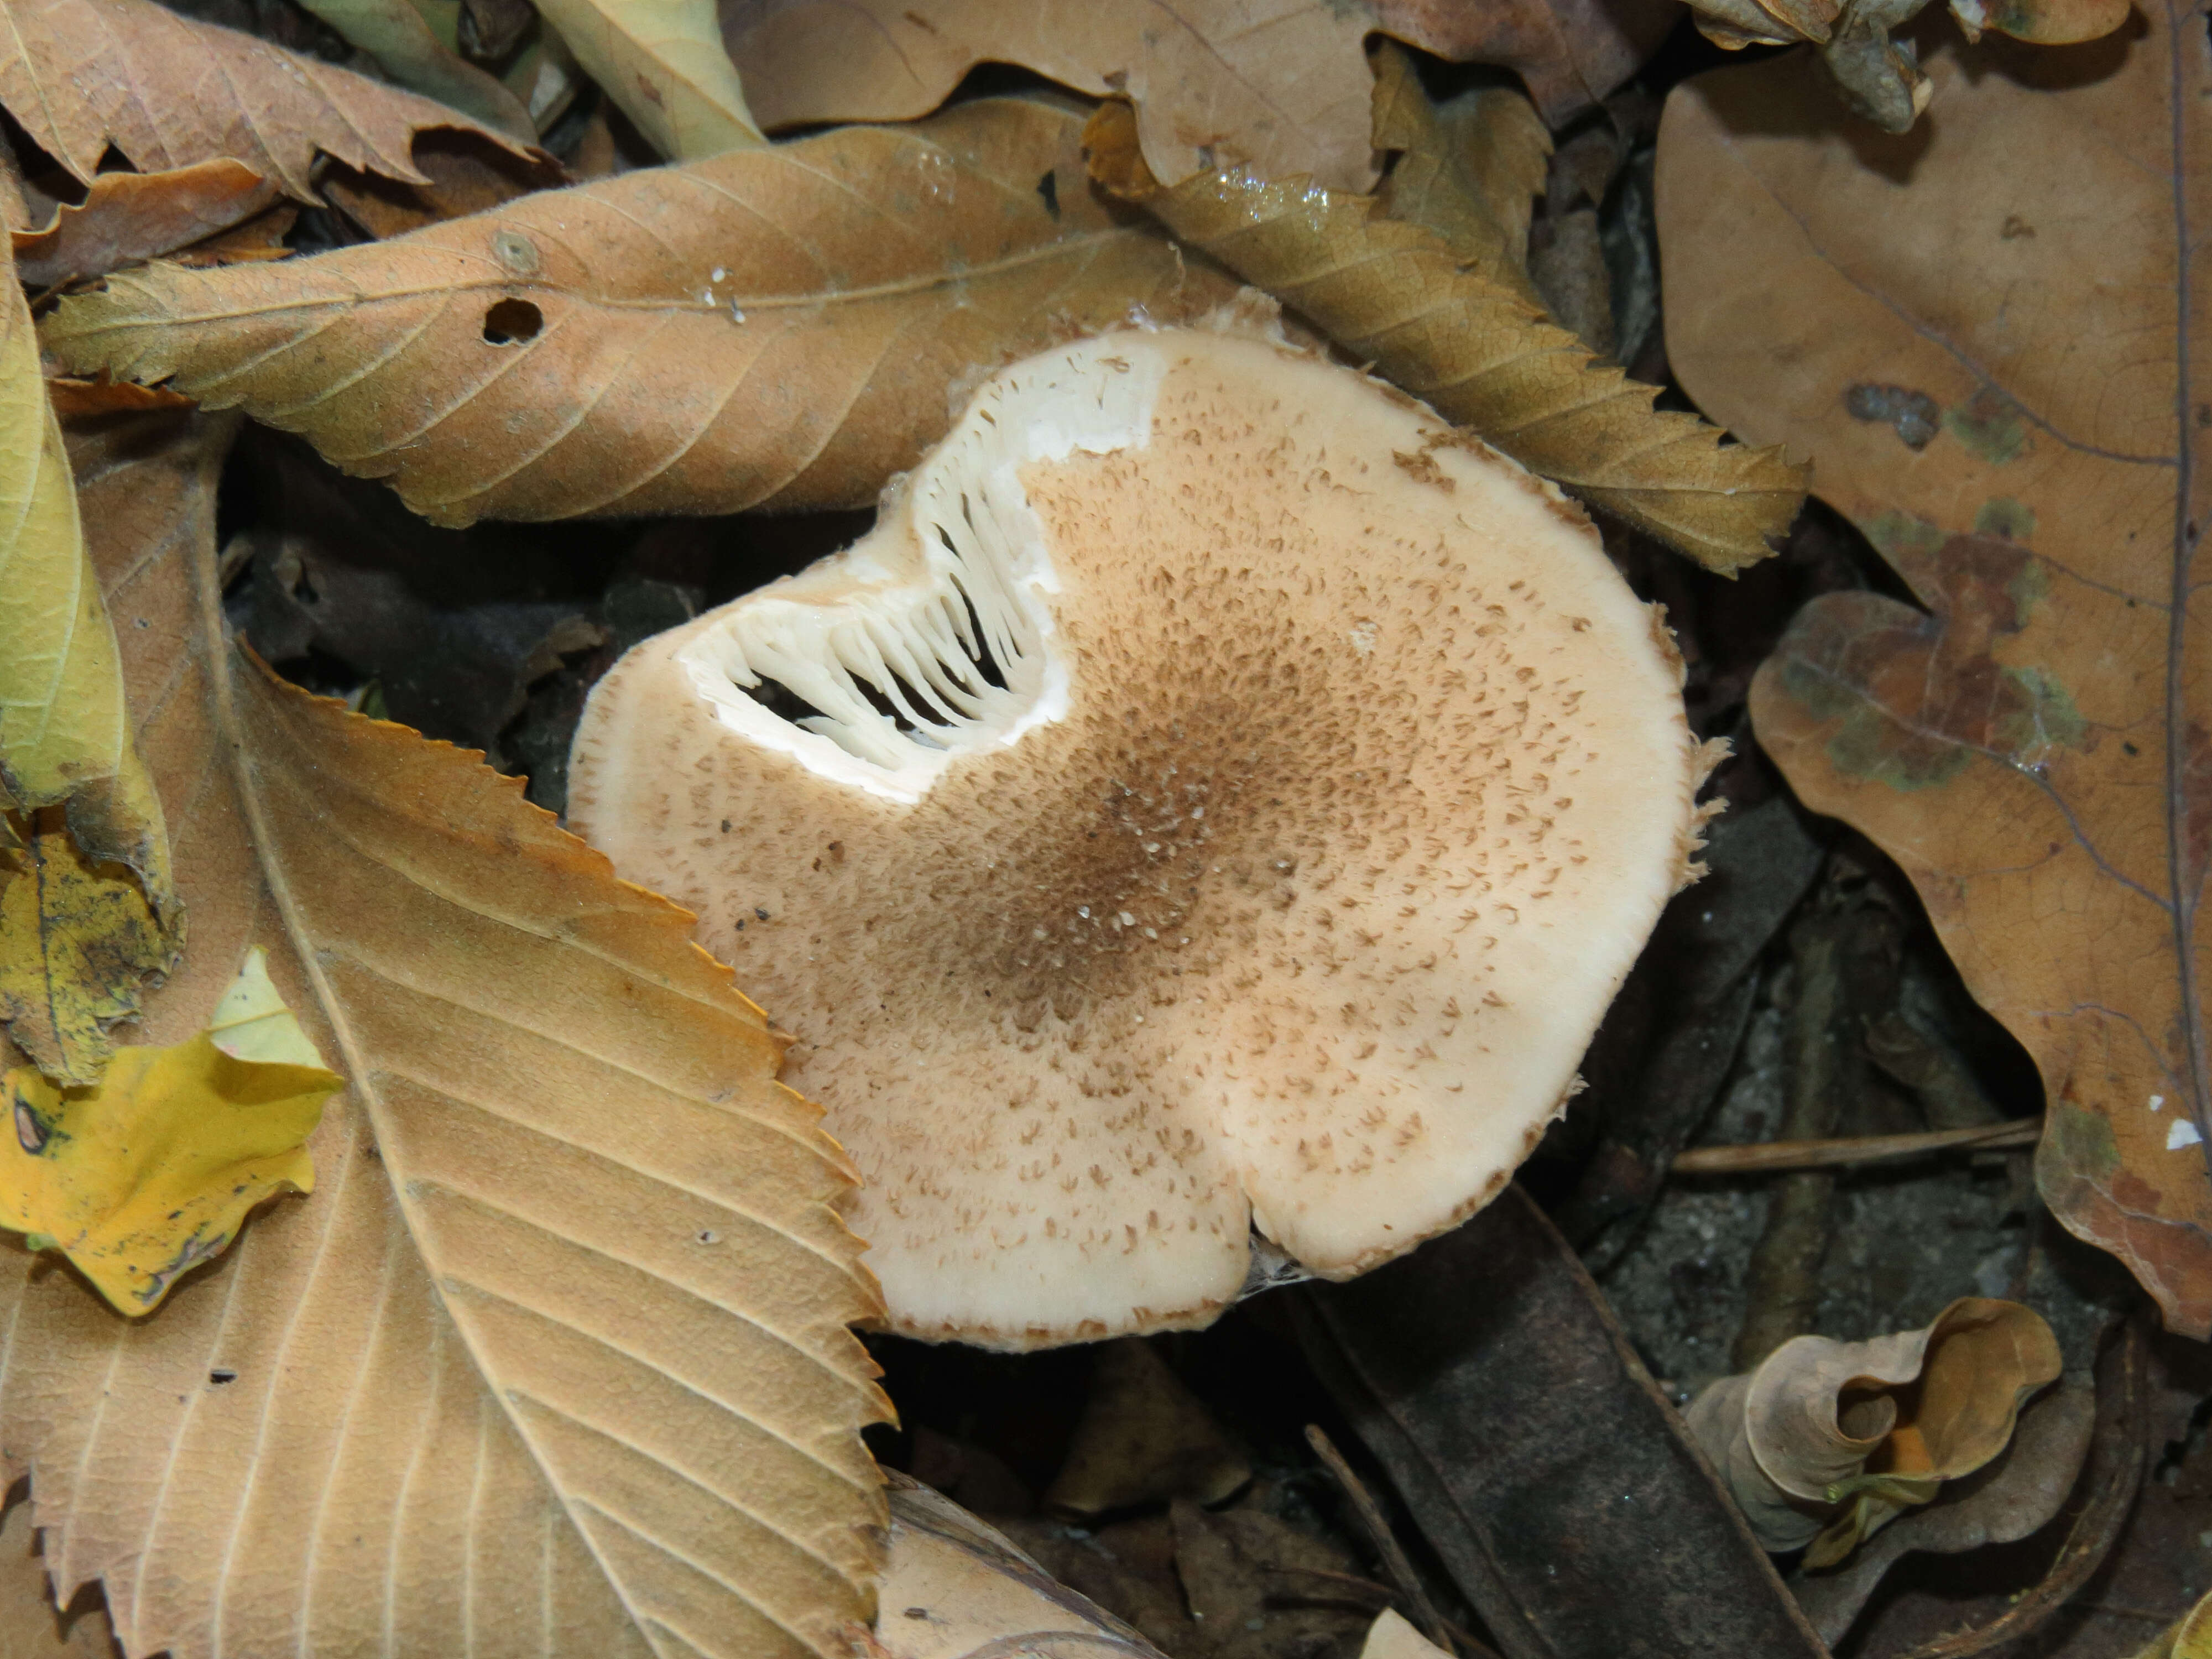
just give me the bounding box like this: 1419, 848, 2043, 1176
568, 327, 1713, 1349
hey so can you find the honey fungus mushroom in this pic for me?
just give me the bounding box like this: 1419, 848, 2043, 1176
567, 328, 1714, 1349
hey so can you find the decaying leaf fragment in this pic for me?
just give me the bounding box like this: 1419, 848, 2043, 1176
724, 0, 1378, 191
0, 946, 340, 1313
46, 98, 1238, 525
0, 234, 178, 1085
1083, 96, 1805, 573
0, 0, 542, 202
0, 406, 889, 1658
866, 1477, 1169, 1659
1359, 1609, 1451, 1659
1659, 9, 2212, 1336
1682, 0, 2126, 131
1684, 1297, 2061, 1567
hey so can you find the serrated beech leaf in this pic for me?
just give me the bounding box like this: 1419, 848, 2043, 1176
44, 98, 1238, 526
0, 405, 888, 1658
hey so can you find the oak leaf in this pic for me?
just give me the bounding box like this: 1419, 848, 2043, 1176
723, 0, 1376, 191
0, 404, 888, 1657
45, 97, 1239, 526
1083, 97, 1805, 573
1658, 15, 2212, 1334
1684, 1297, 2060, 1567
0, 947, 339, 1314
0, 0, 541, 202
539, 0, 763, 159
0, 233, 177, 1084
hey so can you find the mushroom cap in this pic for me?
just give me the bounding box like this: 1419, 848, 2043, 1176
568, 328, 1708, 1349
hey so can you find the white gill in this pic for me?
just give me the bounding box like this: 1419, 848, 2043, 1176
675, 337, 1168, 804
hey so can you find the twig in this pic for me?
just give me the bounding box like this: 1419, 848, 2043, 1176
1304, 1423, 1455, 1655
1671, 1119, 2040, 1176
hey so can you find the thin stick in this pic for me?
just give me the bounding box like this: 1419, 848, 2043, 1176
1304, 1423, 1455, 1654
1670, 1119, 2039, 1177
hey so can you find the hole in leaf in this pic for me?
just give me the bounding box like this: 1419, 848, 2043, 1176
482, 298, 542, 345
208, 1368, 238, 1385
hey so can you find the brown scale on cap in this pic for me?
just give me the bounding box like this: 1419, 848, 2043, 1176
569, 327, 1709, 1349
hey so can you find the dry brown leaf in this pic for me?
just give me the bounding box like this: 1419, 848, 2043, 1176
1370, 0, 1679, 124
866, 1478, 1168, 1659
1791, 1383, 2096, 1647
1084, 98, 1804, 573
320, 133, 566, 239
0, 0, 541, 201
14, 161, 277, 285
1659, 15, 2212, 1333
722, 0, 1379, 192
1369, 40, 1548, 304
45, 97, 1238, 526
163, 203, 299, 268
1683, 1298, 2060, 1564
1, 404, 888, 1657
0, 1498, 109, 1659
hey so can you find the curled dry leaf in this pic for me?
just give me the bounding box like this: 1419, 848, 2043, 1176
724, 0, 1378, 192
1083, 98, 1805, 573
1658, 13, 2212, 1334
1683, 1297, 2061, 1567
1370, 0, 1677, 124
865, 1477, 1170, 1659
1791, 1382, 2096, 1647
14, 161, 278, 285
0, 947, 340, 1314
0, 234, 178, 1085
536, 0, 763, 159
0, 0, 541, 201
45, 98, 1239, 526
2, 405, 888, 1658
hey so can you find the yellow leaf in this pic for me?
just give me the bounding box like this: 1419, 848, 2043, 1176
1082, 98, 1806, 574
533, 0, 762, 159
0, 946, 339, 1314
0, 207, 178, 1085
0, 813, 168, 1087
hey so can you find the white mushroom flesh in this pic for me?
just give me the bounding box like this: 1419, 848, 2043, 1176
568, 329, 1709, 1349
